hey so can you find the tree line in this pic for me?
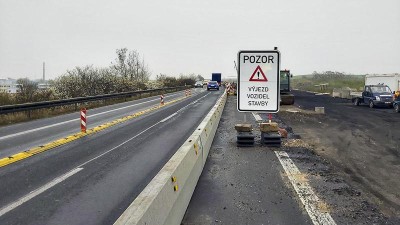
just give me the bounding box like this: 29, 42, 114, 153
0, 48, 203, 106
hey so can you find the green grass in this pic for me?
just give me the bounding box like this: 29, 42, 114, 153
292, 74, 365, 93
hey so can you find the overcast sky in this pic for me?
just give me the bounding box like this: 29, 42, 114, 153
0, 0, 399, 80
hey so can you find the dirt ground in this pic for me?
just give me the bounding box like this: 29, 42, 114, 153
184, 95, 398, 225
277, 90, 400, 223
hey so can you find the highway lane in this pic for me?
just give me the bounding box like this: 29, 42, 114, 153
0, 89, 201, 158
0, 89, 223, 225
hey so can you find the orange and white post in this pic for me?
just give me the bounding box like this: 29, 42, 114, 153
81, 108, 87, 133
160, 94, 165, 105
185, 89, 191, 96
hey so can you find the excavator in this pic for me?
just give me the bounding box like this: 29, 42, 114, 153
280, 69, 295, 105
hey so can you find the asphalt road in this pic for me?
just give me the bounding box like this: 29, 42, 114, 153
0, 89, 192, 158
0, 88, 222, 225
183, 97, 312, 225
280, 90, 400, 217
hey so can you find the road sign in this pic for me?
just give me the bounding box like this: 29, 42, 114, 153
249, 65, 268, 81
237, 50, 280, 112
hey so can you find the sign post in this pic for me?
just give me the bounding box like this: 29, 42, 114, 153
237, 50, 280, 113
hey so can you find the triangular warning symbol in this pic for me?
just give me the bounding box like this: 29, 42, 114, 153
249, 65, 268, 82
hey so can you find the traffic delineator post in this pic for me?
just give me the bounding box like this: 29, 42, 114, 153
81, 108, 87, 133
185, 89, 191, 96
160, 94, 165, 105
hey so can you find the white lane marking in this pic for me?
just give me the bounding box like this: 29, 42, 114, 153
251, 112, 263, 121
0, 92, 184, 141
77, 92, 210, 168
0, 167, 83, 217
275, 151, 336, 225
0, 92, 210, 216
160, 113, 177, 123
249, 112, 336, 225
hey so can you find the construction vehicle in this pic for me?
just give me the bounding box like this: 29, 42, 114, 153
280, 69, 295, 105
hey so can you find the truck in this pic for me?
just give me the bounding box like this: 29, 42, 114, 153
353, 84, 394, 108
280, 70, 295, 105
365, 74, 400, 93
211, 73, 222, 86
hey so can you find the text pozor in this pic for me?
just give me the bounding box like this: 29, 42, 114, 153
243, 55, 274, 64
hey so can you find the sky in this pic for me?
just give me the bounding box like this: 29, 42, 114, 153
0, 0, 399, 80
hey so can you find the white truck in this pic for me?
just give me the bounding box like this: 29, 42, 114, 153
365, 74, 400, 93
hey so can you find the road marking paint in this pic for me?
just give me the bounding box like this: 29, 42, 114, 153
0, 94, 193, 168
248, 112, 336, 225
0, 167, 83, 217
0, 92, 184, 141
275, 151, 336, 225
251, 112, 263, 121
160, 113, 177, 123
77, 93, 210, 168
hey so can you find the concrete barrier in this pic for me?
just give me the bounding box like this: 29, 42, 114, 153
114, 91, 228, 225
315, 107, 325, 114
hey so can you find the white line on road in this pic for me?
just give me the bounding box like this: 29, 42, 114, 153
0, 92, 184, 141
275, 151, 336, 225
249, 112, 336, 225
0, 91, 210, 217
251, 112, 263, 121
78, 93, 210, 168
160, 113, 177, 123
0, 167, 83, 217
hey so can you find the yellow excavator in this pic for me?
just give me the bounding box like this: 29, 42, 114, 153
280, 69, 295, 105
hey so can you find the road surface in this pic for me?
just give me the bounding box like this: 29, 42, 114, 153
0, 88, 222, 225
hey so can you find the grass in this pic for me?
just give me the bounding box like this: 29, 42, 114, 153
0, 89, 178, 127
292, 74, 365, 93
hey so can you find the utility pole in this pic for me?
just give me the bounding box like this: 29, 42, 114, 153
43, 62, 45, 82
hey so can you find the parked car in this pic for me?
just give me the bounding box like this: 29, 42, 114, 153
353, 85, 393, 108
194, 81, 203, 88
207, 81, 219, 91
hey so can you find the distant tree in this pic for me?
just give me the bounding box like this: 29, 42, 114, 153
16, 78, 38, 103
111, 48, 150, 83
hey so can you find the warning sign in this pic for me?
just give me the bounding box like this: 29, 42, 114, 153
249, 65, 268, 82
237, 50, 280, 112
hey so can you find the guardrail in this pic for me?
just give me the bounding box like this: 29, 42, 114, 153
0, 86, 189, 115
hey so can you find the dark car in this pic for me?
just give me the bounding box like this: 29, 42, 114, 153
194, 81, 203, 88
207, 81, 219, 91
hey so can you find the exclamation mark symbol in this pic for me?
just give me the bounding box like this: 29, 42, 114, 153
257, 71, 260, 79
